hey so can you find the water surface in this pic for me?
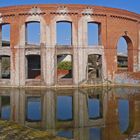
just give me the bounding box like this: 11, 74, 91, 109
0, 87, 140, 140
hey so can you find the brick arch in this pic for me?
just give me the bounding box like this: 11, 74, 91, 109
116, 35, 134, 72
116, 34, 134, 49
52, 16, 72, 23
26, 15, 45, 23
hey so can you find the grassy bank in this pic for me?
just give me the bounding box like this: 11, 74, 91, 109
0, 120, 67, 140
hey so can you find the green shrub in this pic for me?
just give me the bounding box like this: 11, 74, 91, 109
118, 64, 128, 67
58, 61, 72, 70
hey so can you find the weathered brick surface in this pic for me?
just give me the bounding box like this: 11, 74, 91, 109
0, 4, 139, 87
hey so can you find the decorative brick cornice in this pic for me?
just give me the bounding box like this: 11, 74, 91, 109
50, 6, 78, 15
82, 7, 93, 16
110, 15, 138, 22
0, 4, 139, 20
0, 14, 15, 18
18, 12, 46, 16
0, 4, 139, 21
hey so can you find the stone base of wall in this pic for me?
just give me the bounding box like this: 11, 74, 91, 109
114, 72, 140, 85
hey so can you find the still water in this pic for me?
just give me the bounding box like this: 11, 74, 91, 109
0, 87, 140, 140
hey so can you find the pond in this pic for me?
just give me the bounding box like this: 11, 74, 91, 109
0, 87, 140, 140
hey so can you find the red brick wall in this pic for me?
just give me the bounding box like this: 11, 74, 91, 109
0, 4, 139, 81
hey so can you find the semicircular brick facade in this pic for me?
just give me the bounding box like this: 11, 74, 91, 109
0, 4, 140, 87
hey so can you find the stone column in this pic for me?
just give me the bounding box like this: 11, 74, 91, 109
73, 48, 79, 85
0, 25, 2, 48
40, 19, 47, 85
0, 25, 2, 78
102, 48, 108, 81
77, 49, 87, 84
0, 58, 2, 78
18, 24, 26, 86
138, 28, 140, 70
9, 20, 25, 87
73, 20, 79, 85
40, 45, 46, 85
11, 46, 25, 87
10, 23, 18, 86
45, 48, 55, 86
77, 17, 88, 84
46, 21, 55, 86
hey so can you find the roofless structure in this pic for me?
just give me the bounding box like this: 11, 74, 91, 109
0, 4, 140, 87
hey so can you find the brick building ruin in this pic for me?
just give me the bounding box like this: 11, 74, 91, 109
0, 4, 140, 87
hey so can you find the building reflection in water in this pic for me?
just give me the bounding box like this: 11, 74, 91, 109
57, 130, 73, 139
87, 94, 102, 119
57, 95, 73, 121
26, 97, 42, 122
89, 128, 101, 140
118, 99, 129, 133
0, 87, 140, 140
0, 96, 11, 120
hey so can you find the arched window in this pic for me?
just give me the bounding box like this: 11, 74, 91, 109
0, 24, 10, 47
117, 37, 128, 68
25, 22, 40, 45
56, 21, 72, 46
88, 22, 101, 46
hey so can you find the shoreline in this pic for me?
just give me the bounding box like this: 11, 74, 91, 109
0, 83, 139, 89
